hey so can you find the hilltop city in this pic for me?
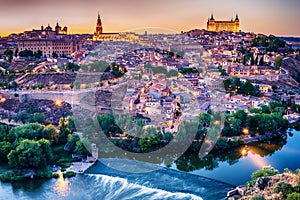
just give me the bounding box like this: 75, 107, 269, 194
1, 13, 300, 199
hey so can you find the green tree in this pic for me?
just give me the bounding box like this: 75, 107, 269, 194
8, 123, 45, 142
28, 113, 45, 124
11, 81, 18, 91
7, 139, 53, 169
230, 117, 242, 135
274, 182, 294, 198
251, 166, 279, 181
287, 193, 300, 200
63, 62, 80, 71
52, 52, 58, 58
66, 134, 80, 152
34, 50, 43, 58
4, 49, 13, 62
167, 69, 179, 77
242, 81, 254, 96
275, 56, 282, 69
0, 141, 12, 161
259, 56, 264, 66
252, 195, 266, 200
14, 48, 19, 57
43, 124, 59, 144
74, 139, 91, 156
198, 113, 212, 127
19, 50, 34, 57
58, 118, 72, 144
261, 105, 271, 114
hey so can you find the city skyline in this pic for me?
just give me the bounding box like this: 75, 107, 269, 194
0, 0, 300, 37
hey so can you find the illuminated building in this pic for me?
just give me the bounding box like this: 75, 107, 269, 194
207, 14, 240, 32
92, 12, 118, 41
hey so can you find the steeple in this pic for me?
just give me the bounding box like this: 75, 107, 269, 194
96, 12, 103, 34
210, 13, 214, 20
235, 14, 239, 21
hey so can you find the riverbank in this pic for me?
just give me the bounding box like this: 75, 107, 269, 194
228, 167, 300, 199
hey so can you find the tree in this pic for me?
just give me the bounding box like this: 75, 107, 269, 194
198, 113, 212, 127
7, 139, 53, 169
28, 113, 45, 124
19, 50, 34, 57
230, 117, 242, 135
259, 56, 264, 66
43, 124, 59, 144
251, 166, 279, 181
214, 137, 229, 150
261, 105, 271, 114
274, 182, 294, 198
252, 195, 266, 200
34, 50, 43, 58
275, 56, 282, 69
58, 118, 72, 144
242, 81, 254, 96
74, 139, 91, 156
14, 48, 19, 57
8, 123, 45, 142
4, 49, 13, 62
11, 81, 18, 91
66, 134, 80, 152
287, 193, 300, 200
167, 69, 179, 77
4, 49, 13, 57
0, 141, 12, 161
255, 55, 259, 65
63, 62, 80, 71
250, 54, 255, 65
233, 110, 248, 126
52, 52, 58, 58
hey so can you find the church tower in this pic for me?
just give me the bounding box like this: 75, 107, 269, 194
96, 12, 103, 34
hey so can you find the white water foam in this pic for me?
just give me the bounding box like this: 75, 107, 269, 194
87, 174, 203, 200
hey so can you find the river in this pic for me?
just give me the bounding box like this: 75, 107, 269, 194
0, 129, 300, 200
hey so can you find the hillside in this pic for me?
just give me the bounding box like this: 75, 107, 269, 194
239, 167, 300, 200
282, 55, 300, 83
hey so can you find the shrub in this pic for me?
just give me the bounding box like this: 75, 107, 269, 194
0, 171, 25, 183
63, 171, 76, 178
274, 182, 294, 198
251, 166, 279, 181
287, 193, 300, 200
252, 195, 266, 200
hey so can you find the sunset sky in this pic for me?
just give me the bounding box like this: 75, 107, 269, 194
0, 0, 299, 37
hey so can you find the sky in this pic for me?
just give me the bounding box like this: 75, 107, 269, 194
0, 0, 299, 37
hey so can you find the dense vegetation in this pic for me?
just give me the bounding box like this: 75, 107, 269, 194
251, 35, 286, 52
222, 103, 288, 137
144, 64, 179, 77
223, 77, 261, 96
79, 61, 127, 78
244, 167, 300, 199
0, 116, 89, 183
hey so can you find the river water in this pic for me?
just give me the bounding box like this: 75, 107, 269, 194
0, 129, 300, 200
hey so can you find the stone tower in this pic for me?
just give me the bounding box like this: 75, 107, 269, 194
96, 12, 103, 34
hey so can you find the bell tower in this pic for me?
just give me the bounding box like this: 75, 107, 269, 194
96, 12, 103, 34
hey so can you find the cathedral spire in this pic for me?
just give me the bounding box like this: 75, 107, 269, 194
211, 13, 214, 20
96, 12, 103, 34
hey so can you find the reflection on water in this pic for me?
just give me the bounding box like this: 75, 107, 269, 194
52, 170, 70, 196
175, 134, 287, 173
